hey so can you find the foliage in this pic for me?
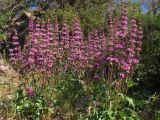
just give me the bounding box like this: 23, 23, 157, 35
130, 12, 160, 120
3, 6, 145, 120
13, 85, 51, 120
44, 5, 78, 29
11, 72, 141, 120
76, 81, 140, 120
0, 10, 11, 40
134, 12, 160, 91
43, 1, 108, 35
3, 1, 160, 119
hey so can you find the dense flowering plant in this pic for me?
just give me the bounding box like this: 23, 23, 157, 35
7, 6, 144, 120
9, 7, 143, 89
104, 7, 143, 89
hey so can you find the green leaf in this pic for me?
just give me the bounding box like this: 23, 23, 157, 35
126, 79, 137, 88
134, 99, 147, 107
119, 93, 135, 109
125, 96, 135, 109
17, 105, 23, 110
24, 102, 29, 108
35, 103, 42, 108
48, 108, 54, 114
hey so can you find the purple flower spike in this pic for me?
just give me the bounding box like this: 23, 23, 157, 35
26, 87, 34, 98
9, 30, 21, 65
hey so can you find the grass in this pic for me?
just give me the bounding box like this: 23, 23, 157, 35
0, 59, 19, 119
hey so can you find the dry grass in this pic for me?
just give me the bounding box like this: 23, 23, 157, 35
0, 58, 19, 119
0, 0, 15, 10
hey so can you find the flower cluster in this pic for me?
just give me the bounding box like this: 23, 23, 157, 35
9, 31, 21, 65
9, 7, 143, 83
105, 7, 143, 82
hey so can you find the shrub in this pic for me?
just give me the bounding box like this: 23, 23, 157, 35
8, 6, 143, 119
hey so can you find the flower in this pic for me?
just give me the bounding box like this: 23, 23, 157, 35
26, 87, 34, 98
94, 74, 99, 80
9, 30, 21, 65
118, 72, 125, 79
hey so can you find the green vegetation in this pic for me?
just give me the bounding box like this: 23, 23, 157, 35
0, 0, 160, 120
